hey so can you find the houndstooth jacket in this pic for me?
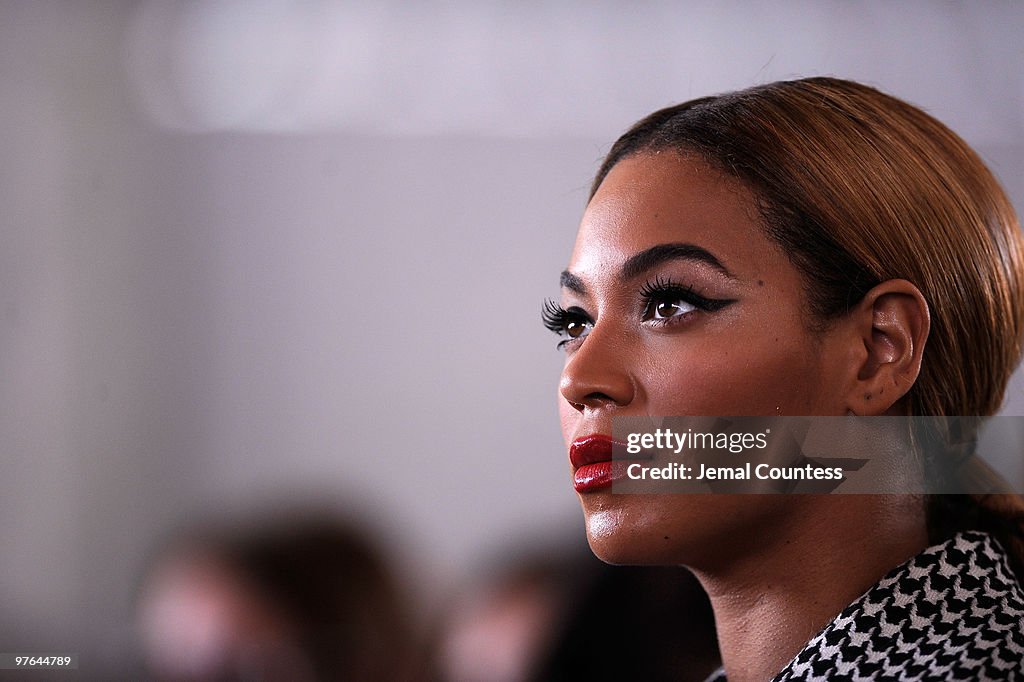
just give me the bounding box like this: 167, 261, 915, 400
706, 531, 1024, 681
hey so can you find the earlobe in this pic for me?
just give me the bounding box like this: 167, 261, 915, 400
845, 280, 930, 416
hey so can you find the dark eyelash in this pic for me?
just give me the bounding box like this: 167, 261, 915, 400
541, 299, 592, 335
639, 276, 734, 312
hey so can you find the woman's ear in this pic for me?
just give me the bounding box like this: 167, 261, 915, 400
844, 279, 930, 416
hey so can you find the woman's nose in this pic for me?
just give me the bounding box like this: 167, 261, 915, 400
558, 323, 635, 412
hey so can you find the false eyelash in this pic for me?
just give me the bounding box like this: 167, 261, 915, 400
638, 275, 734, 312
541, 299, 592, 335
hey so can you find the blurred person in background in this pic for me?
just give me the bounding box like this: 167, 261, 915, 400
437, 536, 719, 682
136, 511, 419, 682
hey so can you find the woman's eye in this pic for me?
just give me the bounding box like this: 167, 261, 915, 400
649, 298, 696, 320
565, 318, 591, 338
639, 276, 734, 325
555, 315, 592, 348
542, 301, 594, 349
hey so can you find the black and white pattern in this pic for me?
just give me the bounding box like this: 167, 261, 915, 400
707, 531, 1024, 681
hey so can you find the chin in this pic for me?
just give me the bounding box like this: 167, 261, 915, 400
581, 500, 705, 566
581, 493, 791, 569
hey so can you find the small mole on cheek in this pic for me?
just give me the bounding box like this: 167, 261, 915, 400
757, 280, 764, 287
663, 536, 669, 540
864, 393, 872, 401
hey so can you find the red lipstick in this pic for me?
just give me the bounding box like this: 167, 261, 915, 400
570, 435, 623, 493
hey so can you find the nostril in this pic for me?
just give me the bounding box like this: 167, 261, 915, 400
565, 392, 620, 411
584, 391, 616, 406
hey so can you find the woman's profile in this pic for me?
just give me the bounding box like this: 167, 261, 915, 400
544, 77, 1024, 680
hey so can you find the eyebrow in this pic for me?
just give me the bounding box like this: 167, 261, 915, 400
620, 242, 735, 280
559, 242, 735, 294
560, 270, 587, 294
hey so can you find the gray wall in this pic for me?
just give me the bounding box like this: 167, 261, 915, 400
2, 2, 1023, 677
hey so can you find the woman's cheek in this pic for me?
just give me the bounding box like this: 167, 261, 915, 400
642, 343, 805, 416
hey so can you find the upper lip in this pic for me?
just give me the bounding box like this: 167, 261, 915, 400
569, 434, 623, 468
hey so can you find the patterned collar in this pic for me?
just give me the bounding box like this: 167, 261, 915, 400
705, 531, 1024, 681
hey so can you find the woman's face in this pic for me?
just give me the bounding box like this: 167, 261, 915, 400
552, 152, 855, 566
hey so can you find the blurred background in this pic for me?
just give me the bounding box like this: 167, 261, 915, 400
1, 1, 1023, 679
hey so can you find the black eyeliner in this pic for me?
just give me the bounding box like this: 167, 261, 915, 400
639, 275, 736, 313
541, 299, 593, 334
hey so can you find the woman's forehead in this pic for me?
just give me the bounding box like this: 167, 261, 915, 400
569, 153, 777, 282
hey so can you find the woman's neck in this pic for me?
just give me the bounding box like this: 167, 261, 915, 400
690, 495, 928, 682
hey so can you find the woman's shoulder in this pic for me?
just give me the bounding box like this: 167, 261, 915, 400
776, 530, 1024, 680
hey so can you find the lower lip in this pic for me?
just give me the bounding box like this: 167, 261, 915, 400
574, 461, 625, 493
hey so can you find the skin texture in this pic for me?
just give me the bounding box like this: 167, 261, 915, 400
554, 152, 931, 681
